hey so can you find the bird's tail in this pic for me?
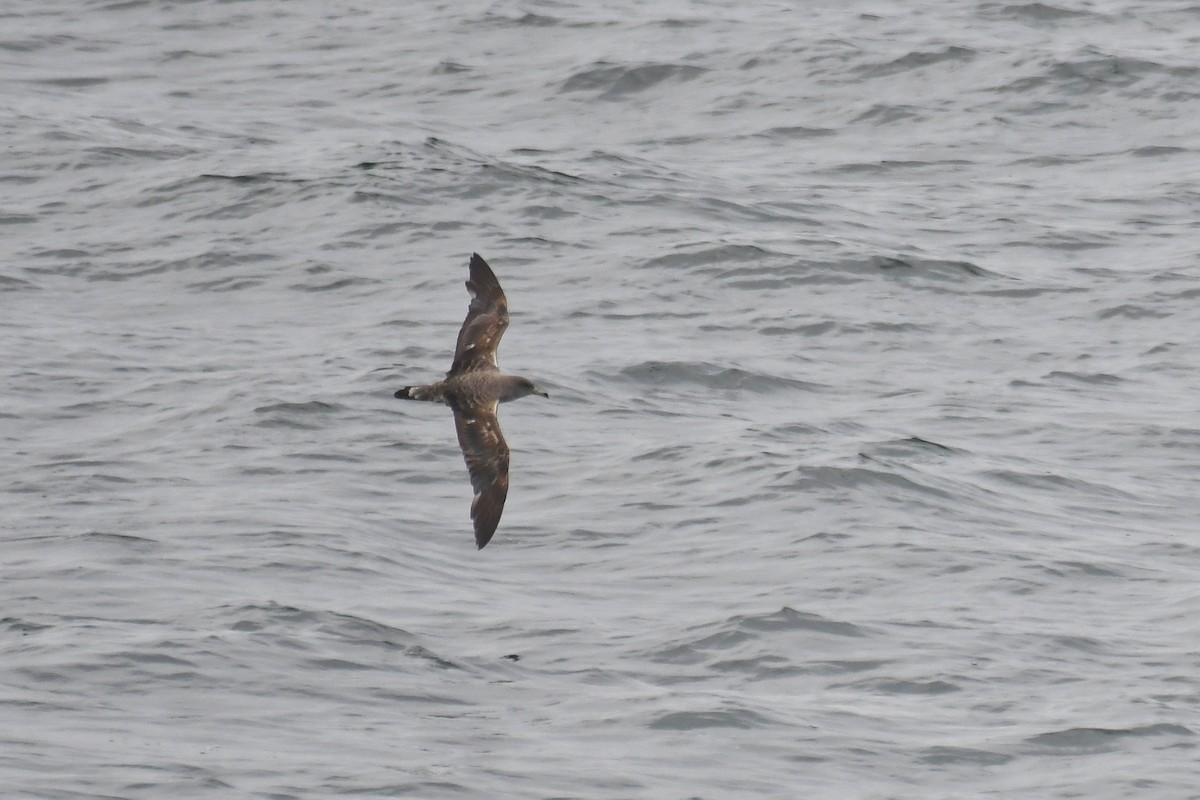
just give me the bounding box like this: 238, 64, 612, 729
394, 384, 444, 402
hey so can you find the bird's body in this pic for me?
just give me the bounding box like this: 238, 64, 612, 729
395, 253, 548, 549
396, 370, 544, 407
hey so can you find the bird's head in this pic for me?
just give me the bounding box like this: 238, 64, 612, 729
502, 376, 549, 402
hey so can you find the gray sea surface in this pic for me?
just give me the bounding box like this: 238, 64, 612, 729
4, 1, 1199, 797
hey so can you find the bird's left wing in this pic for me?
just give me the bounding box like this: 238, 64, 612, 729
449, 253, 509, 376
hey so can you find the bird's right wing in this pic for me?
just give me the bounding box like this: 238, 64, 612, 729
451, 401, 510, 549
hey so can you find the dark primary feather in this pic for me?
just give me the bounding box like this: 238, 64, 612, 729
451, 401, 510, 549
450, 253, 509, 376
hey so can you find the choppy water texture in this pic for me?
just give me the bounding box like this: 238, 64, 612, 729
4, 1, 1200, 797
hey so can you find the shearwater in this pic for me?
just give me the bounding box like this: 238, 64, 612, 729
394, 253, 549, 549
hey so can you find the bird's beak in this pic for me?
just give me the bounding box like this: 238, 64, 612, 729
537, 389, 550, 398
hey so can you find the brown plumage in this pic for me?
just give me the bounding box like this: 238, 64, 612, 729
394, 253, 548, 549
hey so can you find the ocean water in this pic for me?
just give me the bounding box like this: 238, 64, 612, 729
3, 1, 1199, 797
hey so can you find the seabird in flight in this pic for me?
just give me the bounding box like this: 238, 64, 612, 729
395, 253, 549, 549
